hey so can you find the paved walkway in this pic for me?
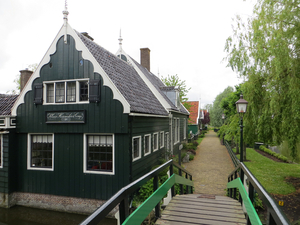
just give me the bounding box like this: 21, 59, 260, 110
183, 130, 235, 196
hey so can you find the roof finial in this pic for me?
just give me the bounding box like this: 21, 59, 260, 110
118, 29, 123, 48
63, 0, 69, 44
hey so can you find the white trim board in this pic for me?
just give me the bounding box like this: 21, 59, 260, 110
12, 23, 130, 115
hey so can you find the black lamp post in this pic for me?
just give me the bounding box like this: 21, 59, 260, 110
235, 94, 248, 162
222, 113, 225, 145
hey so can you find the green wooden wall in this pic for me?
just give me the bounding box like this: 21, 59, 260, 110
14, 35, 130, 200
131, 116, 169, 181
172, 112, 189, 155
0, 130, 17, 194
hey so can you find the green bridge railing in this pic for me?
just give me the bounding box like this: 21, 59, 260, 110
226, 141, 290, 225
80, 159, 193, 225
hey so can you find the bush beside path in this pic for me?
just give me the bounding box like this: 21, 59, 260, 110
183, 130, 235, 196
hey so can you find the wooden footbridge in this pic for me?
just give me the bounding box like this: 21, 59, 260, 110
80, 151, 290, 225
156, 194, 246, 225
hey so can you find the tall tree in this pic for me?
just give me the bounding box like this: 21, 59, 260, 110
210, 86, 234, 127
224, 0, 300, 160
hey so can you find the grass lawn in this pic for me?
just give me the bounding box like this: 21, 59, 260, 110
235, 148, 300, 195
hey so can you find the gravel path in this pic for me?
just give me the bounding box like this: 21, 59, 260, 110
183, 130, 235, 196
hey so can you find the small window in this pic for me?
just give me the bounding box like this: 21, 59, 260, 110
80, 81, 89, 101
0, 118, 5, 126
46, 83, 54, 103
165, 132, 170, 151
85, 135, 114, 174
153, 133, 158, 152
66, 81, 76, 102
160, 131, 164, 148
28, 134, 53, 171
183, 118, 187, 139
144, 134, 151, 156
132, 136, 141, 161
44, 79, 90, 104
55, 82, 65, 103
0, 134, 3, 168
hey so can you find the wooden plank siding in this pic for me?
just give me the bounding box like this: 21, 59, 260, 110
0, 130, 17, 195
0, 133, 9, 193
171, 112, 188, 155
156, 194, 246, 225
131, 116, 169, 181
13, 35, 130, 200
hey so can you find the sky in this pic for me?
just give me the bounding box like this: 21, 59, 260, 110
0, 0, 255, 107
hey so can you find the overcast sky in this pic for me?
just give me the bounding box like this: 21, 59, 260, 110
0, 0, 255, 107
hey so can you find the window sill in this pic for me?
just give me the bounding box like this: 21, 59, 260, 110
84, 170, 114, 175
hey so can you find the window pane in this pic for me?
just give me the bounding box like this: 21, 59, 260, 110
80, 81, 88, 101
31, 135, 52, 168
154, 134, 158, 150
46, 84, 54, 103
87, 135, 113, 172
133, 138, 140, 158
66, 82, 76, 102
145, 136, 150, 154
55, 82, 65, 103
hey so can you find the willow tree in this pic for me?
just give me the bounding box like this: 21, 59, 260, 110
224, 0, 300, 160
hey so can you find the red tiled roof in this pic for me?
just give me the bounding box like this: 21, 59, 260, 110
0, 94, 18, 116
186, 101, 199, 124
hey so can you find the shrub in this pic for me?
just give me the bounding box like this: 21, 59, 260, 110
192, 141, 199, 147
188, 149, 196, 155
189, 154, 194, 161
259, 145, 288, 162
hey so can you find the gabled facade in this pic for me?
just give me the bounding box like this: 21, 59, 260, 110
0, 17, 189, 214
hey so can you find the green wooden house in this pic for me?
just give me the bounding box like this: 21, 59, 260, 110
0, 14, 189, 213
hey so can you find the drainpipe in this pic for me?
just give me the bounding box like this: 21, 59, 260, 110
169, 113, 173, 154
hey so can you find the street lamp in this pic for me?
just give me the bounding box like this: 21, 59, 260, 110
222, 113, 225, 145
235, 94, 248, 162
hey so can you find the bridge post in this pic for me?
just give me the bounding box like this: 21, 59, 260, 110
119, 196, 129, 224
233, 170, 238, 199
239, 169, 244, 205
153, 175, 161, 218
170, 164, 175, 197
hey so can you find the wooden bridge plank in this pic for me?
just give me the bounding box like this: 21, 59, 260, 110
162, 210, 247, 223
162, 207, 246, 219
171, 199, 243, 210
166, 202, 244, 215
157, 215, 246, 225
173, 195, 241, 206
156, 194, 246, 225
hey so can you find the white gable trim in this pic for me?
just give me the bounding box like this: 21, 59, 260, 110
12, 23, 130, 115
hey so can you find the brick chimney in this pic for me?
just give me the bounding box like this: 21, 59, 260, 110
20, 69, 33, 92
140, 48, 150, 72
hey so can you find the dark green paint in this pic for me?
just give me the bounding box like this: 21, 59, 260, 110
14, 35, 129, 200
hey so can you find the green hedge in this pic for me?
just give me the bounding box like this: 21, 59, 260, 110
259, 145, 288, 162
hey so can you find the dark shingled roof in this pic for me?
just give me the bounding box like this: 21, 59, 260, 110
0, 94, 18, 116
130, 58, 189, 115
76, 31, 168, 116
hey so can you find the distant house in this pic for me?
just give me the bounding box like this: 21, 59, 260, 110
0, 11, 189, 214
186, 101, 199, 135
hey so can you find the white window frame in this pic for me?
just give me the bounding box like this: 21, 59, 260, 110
83, 133, 115, 175
144, 134, 151, 156
165, 132, 170, 151
132, 136, 142, 161
160, 131, 164, 148
174, 118, 180, 144
183, 118, 187, 140
0, 134, 3, 168
27, 133, 54, 171
177, 118, 180, 143
43, 78, 89, 105
153, 132, 159, 152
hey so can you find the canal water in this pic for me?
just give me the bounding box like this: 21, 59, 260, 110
0, 206, 117, 225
